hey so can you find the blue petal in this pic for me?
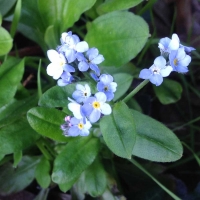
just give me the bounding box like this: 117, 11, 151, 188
78, 61, 89, 72
68, 126, 80, 136
65, 49, 76, 63
87, 48, 98, 61
89, 63, 100, 76
89, 109, 101, 123
105, 91, 114, 101
81, 103, 93, 117
149, 74, 163, 86
63, 64, 75, 72
139, 69, 152, 79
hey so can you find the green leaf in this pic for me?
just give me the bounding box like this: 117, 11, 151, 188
85, 11, 149, 67
113, 73, 133, 101
44, 25, 59, 48
10, 0, 21, 38
0, 118, 40, 156
0, 26, 13, 56
52, 137, 101, 184
0, 58, 24, 107
27, 107, 70, 142
97, 0, 143, 14
13, 151, 22, 168
35, 156, 51, 188
100, 101, 136, 159
59, 178, 77, 193
132, 110, 183, 162
0, 0, 17, 16
38, 0, 96, 33
0, 156, 40, 195
0, 95, 38, 127
153, 78, 183, 105
85, 158, 107, 197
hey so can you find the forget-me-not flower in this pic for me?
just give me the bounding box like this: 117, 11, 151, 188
169, 47, 191, 73
72, 84, 91, 103
81, 92, 111, 123
67, 117, 92, 137
59, 32, 89, 63
57, 71, 74, 86
97, 74, 117, 101
139, 56, 173, 86
76, 48, 104, 76
47, 50, 75, 79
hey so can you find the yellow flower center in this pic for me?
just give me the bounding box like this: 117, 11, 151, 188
173, 59, 178, 66
78, 123, 84, 129
60, 61, 64, 66
92, 101, 100, 109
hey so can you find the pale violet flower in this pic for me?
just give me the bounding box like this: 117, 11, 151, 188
169, 47, 191, 73
81, 92, 111, 123
139, 56, 173, 86
60, 32, 89, 63
76, 48, 104, 76
97, 74, 117, 101
158, 33, 180, 54
68, 117, 92, 137
57, 72, 74, 86
72, 84, 91, 103
47, 50, 75, 79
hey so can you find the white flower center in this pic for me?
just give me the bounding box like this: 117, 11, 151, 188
151, 65, 160, 74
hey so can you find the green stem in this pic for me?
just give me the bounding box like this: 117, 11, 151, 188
129, 158, 181, 200
122, 80, 149, 103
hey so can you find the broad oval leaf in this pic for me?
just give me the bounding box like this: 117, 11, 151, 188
153, 78, 183, 105
27, 107, 70, 142
0, 26, 13, 55
0, 156, 40, 195
52, 137, 101, 184
85, 11, 149, 67
113, 73, 133, 101
100, 101, 136, 159
0, 58, 24, 107
97, 0, 143, 14
85, 158, 107, 197
38, 0, 96, 33
132, 110, 183, 162
35, 156, 51, 189
0, 118, 40, 156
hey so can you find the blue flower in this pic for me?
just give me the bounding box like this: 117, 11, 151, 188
81, 92, 111, 123
76, 48, 104, 76
169, 47, 191, 73
59, 32, 89, 63
67, 117, 92, 137
72, 84, 91, 103
139, 56, 173, 86
57, 72, 74, 86
97, 74, 117, 101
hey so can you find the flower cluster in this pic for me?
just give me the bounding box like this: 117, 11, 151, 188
46, 31, 117, 137
139, 33, 195, 86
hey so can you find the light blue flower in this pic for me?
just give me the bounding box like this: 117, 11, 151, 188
72, 84, 91, 103
59, 32, 89, 63
67, 117, 92, 137
97, 74, 117, 101
47, 50, 74, 79
57, 72, 74, 86
76, 48, 104, 76
139, 56, 173, 86
81, 92, 111, 123
169, 47, 191, 73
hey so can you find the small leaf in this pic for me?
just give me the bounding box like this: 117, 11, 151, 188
97, 0, 143, 14
85, 158, 107, 197
113, 73, 133, 101
0, 156, 40, 195
85, 11, 149, 67
153, 78, 183, 105
52, 137, 101, 184
44, 25, 59, 48
0, 118, 40, 156
27, 107, 70, 142
35, 156, 51, 188
0, 0, 17, 16
59, 178, 77, 193
100, 101, 136, 159
132, 110, 183, 162
0, 58, 24, 107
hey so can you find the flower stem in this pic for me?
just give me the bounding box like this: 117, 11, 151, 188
122, 80, 149, 103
